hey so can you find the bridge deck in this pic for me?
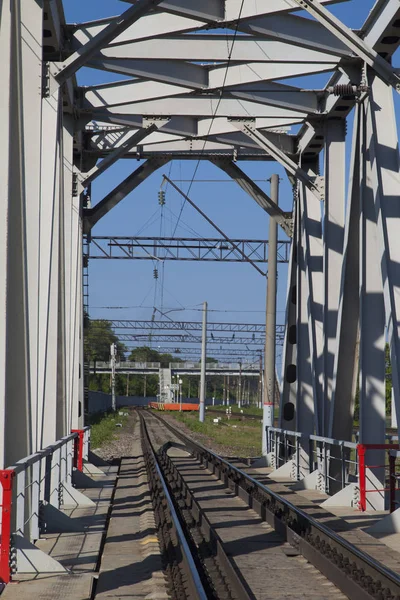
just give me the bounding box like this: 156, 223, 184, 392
2, 465, 118, 600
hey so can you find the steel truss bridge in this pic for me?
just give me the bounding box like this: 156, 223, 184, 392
2, 0, 400, 533
87, 236, 290, 263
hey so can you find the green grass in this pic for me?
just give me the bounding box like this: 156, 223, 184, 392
88, 409, 129, 448
170, 412, 262, 456
208, 404, 263, 417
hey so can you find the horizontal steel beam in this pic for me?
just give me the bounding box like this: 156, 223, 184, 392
115, 334, 284, 344
92, 319, 286, 334
87, 236, 291, 263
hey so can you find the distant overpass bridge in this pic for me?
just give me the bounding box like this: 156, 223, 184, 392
90, 361, 261, 377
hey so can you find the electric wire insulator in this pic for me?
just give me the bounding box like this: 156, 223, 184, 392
327, 84, 369, 96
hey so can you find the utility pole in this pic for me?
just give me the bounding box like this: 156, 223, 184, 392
258, 354, 263, 409
238, 362, 242, 408
199, 301, 207, 422
263, 174, 278, 455
110, 343, 117, 411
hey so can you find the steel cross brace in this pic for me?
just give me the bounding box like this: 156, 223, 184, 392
239, 123, 324, 200
291, 0, 400, 93
52, 0, 164, 86
80, 118, 169, 188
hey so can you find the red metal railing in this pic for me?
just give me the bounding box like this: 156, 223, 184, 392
0, 470, 15, 583
0, 430, 86, 584
71, 429, 85, 471
357, 444, 399, 511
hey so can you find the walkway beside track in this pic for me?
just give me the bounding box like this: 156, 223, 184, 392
236, 462, 400, 576
2, 462, 118, 600
94, 419, 169, 599
169, 450, 346, 599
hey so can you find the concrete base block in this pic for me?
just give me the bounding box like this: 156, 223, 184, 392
365, 468, 385, 511
41, 503, 85, 533
320, 483, 358, 508
251, 453, 274, 468
88, 450, 110, 467
62, 481, 95, 508
366, 507, 400, 534
83, 461, 105, 475
72, 469, 106, 488
290, 469, 320, 491
13, 533, 67, 574
268, 460, 295, 480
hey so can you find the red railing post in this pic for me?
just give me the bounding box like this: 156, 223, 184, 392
389, 452, 396, 513
71, 430, 84, 471
0, 469, 15, 584
357, 444, 366, 511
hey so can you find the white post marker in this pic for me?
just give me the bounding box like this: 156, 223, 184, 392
263, 175, 278, 455
199, 301, 207, 422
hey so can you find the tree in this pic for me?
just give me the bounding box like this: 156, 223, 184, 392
86, 319, 127, 362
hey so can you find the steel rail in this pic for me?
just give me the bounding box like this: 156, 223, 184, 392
148, 410, 400, 599
140, 411, 253, 600
139, 415, 208, 600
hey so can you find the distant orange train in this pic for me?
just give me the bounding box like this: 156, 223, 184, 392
149, 402, 199, 411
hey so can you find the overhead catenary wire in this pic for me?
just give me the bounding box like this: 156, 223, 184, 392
163, 176, 266, 277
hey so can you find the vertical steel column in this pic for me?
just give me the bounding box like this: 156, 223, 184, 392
329, 105, 361, 443
263, 174, 278, 455
4, 0, 34, 467
0, 0, 12, 469
323, 119, 345, 436
366, 72, 400, 442
199, 302, 207, 422
279, 202, 297, 431
359, 98, 386, 509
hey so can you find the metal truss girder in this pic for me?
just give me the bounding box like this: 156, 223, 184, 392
279, 206, 297, 431
70, 0, 344, 51
329, 104, 361, 442
116, 333, 280, 345
89, 96, 308, 120
107, 320, 279, 334
124, 0, 225, 21
210, 158, 292, 236
88, 236, 290, 263
291, 0, 400, 92
83, 157, 170, 231
240, 124, 323, 200
296, 0, 400, 156
99, 35, 343, 64
91, 113, 198, 137
54, 0, 164, 85
87, 57, 207, 90
322, 118, 345, 435
240, 13, 351, 56
299, 182, 324, 436
365, 72, 400, 437
81, 122, 165, 187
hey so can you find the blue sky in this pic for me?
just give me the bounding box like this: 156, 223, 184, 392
64, 0, 396, 367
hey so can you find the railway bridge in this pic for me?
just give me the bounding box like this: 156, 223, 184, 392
2, 0, 400, 597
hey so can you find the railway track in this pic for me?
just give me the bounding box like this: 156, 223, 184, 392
140, 409, 400, 600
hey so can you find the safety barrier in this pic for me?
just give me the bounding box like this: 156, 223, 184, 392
389, 450, 400, 513
267, 427, 358, 494
0, 427, 90, 583
358, 444, 400, 511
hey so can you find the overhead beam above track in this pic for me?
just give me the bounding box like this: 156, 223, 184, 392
101, 319, 285, 335
87, 236, 290, 263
